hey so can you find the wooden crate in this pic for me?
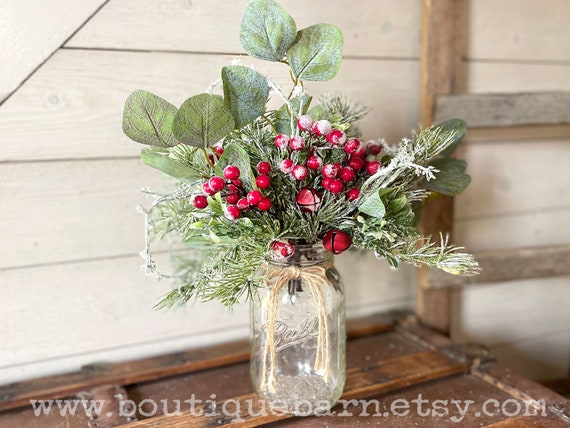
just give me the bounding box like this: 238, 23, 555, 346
0, 312, 568, 427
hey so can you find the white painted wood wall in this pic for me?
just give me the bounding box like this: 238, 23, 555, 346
0, 0, 568, 384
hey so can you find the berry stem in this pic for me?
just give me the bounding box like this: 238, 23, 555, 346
202, 147, 216, 169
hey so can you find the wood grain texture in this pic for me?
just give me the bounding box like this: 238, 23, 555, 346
65, 0, 420, 59
435, 92, 570, 127
429, 245, 570, 287
120, 350, 467, 427
0, 49, 418, 162
450, 275, 570, 346
0, 0, 106, 102
465, 124, 570, 142
465, 0, 570, 62
455, 207, 570, 252
416, 0, 464, 333
454, 139, 570, 219
0, 314, 397, 413
463, 62, 570, 94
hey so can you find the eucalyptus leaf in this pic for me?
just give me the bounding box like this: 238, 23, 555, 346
173, 93, 235, 147
274, 94, 312, 134
122, 90, 178, 147
222, 66, 269, 128
140, 148, 202, 180
358, 190, 386, 219
422, 164, 471, 196
439, 119, 467, 157
215, 143, 256, 189
240, 0, 297, 61
287, 24, 343, 81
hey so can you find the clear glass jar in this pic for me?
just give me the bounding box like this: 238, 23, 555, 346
250, 243, 346, 415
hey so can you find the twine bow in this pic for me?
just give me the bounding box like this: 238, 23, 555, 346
259, 260, 334, 393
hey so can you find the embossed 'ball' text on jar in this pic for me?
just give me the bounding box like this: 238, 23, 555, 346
250, 243, 346, 415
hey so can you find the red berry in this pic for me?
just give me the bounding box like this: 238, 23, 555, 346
347, 188, 360, 201
296, 187, 322, 213
227, 184, 239, 194
279, 158, 294, 173
208, 176, 225, 192
224, 205, 241, 220
226, 194, 240, 205
326, 129, 347, 146
232, 179, 243, 188
208, 154, 217, 165
348, 157, 366, 171
339, 166, 356, 182
247, 190, 263, 206
223, 165, 240, 180
322, 177, 333, 190
322, 229, 352, 254
257, 198, 272, 211
322, 164, 339, 178
312, 120, 332, 136
212, 143, 224, 156
353, 145, 366, 158
236, 198, 249, 210
297, 115, 313, 131
202, 181, 215, 196
306, 155, 323, 170
271, 240, 295, 258
289, 136, 305, 151
366, 140, 381, 155
366, 161, 381, 175
275, 134, 290, 149
327, 179, 344, 194
193, 195, 208, 209
256, 175, 271, 189
345, 138, 361, 154
257, 161, 271, 174
292, 164, 308, 180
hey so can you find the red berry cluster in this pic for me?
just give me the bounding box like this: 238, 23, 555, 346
274, 114, 385, 254
193, 162, 274, 221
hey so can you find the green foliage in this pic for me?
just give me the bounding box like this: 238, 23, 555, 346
221, 66, 269, 128
274, 94, 312, 134
287, 24, 344, 81
124, 0, 478, 310
214, 143, 257, 189
173, 94, 235, 147
141, 148, 203, 180
239, 0, 297, 62
423, 158, 471, 196
122, 90, 178, 147
358, 190, 385, 219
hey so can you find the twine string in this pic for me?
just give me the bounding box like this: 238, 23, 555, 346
259, 260, 333, 393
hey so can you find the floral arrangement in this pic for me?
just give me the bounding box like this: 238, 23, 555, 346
122, 0, 478, 309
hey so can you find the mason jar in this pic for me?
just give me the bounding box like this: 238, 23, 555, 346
250, 243, 346, 415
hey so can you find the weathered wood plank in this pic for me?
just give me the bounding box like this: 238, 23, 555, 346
450, 275, 570, 346
455, 207, 570, 252
0, 314, 396, 413
416, 0, 464, 333
120, 350, 467, 427
463, 62, 570, 94
455, 138, 570, 220
473, 362, 570, 421
435, 92, 570, 127
482, 416, 570, 428
465, 124, 570, 142
0, 0, 106, 102
466, 0, 570, 63
77, 384, 137, 426
0, 49, 418, 162
65, 0, 420, 59
429, 245, 570, 287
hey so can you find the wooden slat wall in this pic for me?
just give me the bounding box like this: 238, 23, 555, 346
0, 0, 107, 101
451, 0, 570, 380
0, 0, 421, 384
